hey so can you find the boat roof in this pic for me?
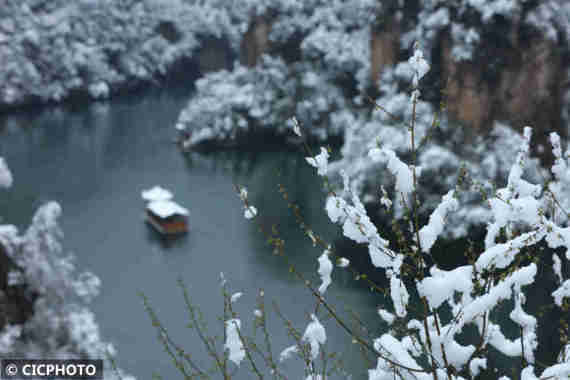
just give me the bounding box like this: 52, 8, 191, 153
141, 186, 173, 202
147, 200, 189, 218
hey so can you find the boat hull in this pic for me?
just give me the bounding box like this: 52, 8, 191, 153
145, 213, 188, 235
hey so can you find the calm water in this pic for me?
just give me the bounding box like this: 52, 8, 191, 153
0, 88, 382, 379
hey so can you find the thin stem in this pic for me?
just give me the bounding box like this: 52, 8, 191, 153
178, 279, 226, 376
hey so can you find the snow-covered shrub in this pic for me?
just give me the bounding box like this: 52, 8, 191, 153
0, 158, 134, 380
176, 57, 349, 146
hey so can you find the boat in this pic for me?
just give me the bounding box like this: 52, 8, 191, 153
141, 186, 189, 235
145, 200, 189, 235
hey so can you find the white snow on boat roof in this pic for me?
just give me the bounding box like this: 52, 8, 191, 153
147, 200, 189, 218
142, 186, 173, 202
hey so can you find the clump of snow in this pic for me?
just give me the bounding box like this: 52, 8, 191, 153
510, 291, 538, 363
301, 314, 326, 360
369, 334, 423, 378
325, 196, 347, 224
141, 186, 173, 202
336, 257, 350, 268
279, 345, 298, 362
417, 266, 473, 309
317, 250, 333, 294
306, 147, 330, 177
290, 116, 302, 137
390, 272, 409, 318
408, 43, 430, 88
224, 319, 245, 366
147, 200, 189, 218
244, 206, 258, 220
539, 362, 570, 379
377, 309, 395, 325
547, 132, 570, 226
369, 147, 415, 198
418, 190, 458, 252
553, 280, 570, 307
230, 292, 243, 303
379, 186, 392, 210
553, 254, 563, 283
0, 158, 13, 188
305, 375, 325, 380
278, 314, 327, 366
470, 358, 487, 377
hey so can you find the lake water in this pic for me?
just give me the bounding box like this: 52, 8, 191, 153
0, 87, 382, 379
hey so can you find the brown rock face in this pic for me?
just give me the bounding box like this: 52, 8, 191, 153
368, 16, 567, 162
496, 38, 564, 148
370, 18, 401, 86
440, 30, 566, 160
441, 35, 493, 136
240, 15, 271, 67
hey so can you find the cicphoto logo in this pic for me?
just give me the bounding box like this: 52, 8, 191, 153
0, 359, 103, 379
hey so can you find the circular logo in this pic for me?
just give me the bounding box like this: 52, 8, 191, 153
4, 363, 18, 376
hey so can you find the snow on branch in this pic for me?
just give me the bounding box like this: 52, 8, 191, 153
0, 157, 13, 189
369, 147, 416, 198
484, 127, 542, 249
455, 264, 537, 335
476, 228, 547, 271
417, 265, 473, 309
317, 249, 333, 295
418, 190, 458, 253
302, 314, 327, 360
369, 334, 424, 379
306, 147, 330, 177
552, 280, 570, 307
390, 272, 409, 318
537, 362, 570, 379
547, 131, 570, 225
408, 42, 430, 89
225, 318, 246, 366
